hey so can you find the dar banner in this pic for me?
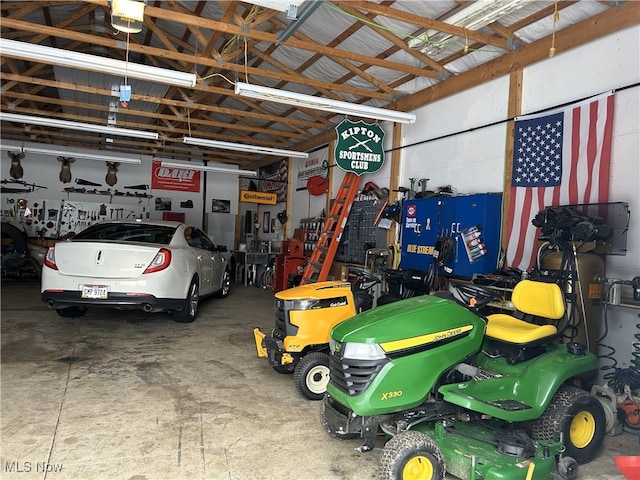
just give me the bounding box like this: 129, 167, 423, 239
151, 160, 200, 192
334, 119, 385, 176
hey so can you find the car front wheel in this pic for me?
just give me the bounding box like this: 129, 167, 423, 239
172, 277, 199, 323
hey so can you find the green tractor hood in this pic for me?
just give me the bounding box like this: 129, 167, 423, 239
331, 294, 483, 346
328, 295, 486, 415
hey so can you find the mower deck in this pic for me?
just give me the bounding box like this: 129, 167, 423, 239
411, 421, 566, 480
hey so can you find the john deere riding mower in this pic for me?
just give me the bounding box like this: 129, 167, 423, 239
254, 268, 379, 400
321, 279, 606, 480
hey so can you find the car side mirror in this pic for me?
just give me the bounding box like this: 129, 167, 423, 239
216, 245, 228, 252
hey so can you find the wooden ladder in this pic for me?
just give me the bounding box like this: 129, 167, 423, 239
300, 172, 360, 284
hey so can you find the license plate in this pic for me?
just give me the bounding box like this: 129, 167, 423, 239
81, 285, 108, 299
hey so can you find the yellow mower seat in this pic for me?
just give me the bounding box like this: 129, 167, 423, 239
486, 280, 565, 345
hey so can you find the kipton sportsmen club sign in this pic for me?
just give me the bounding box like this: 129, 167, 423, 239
334, 119, 385, 176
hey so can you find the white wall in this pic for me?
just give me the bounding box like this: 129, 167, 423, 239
401, 76, 510, 195
290, 146, 330, 229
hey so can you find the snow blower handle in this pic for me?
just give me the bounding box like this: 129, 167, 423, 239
448, 282, 501, 311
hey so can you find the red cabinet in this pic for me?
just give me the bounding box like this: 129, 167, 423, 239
280, 240, 304, 256
274, 254, 306, 292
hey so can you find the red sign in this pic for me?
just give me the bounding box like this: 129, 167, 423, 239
151, 160, 200, 192
407, 205, 416, 217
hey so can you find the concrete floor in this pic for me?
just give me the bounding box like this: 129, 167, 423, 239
1, 279, 637, 480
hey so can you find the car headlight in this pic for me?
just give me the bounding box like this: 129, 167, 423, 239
342, 342, 386, 360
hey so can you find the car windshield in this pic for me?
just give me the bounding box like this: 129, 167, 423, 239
73, 223, 176, 245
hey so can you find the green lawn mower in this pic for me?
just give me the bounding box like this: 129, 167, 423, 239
321, 279, 606, 480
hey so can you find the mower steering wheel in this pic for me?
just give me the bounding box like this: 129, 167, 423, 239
377, 266, 404, 280
449, 282, 500, 310
349, 267, 381, 290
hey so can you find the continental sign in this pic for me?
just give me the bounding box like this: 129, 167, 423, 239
240, 190, 277, 205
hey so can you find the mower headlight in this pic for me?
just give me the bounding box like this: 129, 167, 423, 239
329, 337, 339, 355
289, 298, 320, 311
342, 342, 386, 361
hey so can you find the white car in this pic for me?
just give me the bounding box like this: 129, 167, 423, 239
41, 220, 230, 323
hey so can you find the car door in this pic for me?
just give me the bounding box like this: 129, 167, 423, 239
196, 229, 226, 292
185, 227, 213, 294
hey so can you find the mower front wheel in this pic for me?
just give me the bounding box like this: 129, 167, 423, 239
293, 352, 330, 400
557, 456, 579, 480
530, 385, 606, 464
380, 430, 445, 480
272, 363, 294, 374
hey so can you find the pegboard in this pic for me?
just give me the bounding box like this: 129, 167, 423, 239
335, 199, 386, 265
2, 195, 144, 239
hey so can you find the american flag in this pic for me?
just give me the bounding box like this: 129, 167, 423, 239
505, 92, 615, 272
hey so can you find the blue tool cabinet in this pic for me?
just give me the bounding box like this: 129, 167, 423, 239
400, 193, 503, 278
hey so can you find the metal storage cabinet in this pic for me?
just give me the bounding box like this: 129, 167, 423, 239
400, 196, 441, 271
400, 193, 503, 278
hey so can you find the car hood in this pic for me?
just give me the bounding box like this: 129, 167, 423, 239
53, 240, 166, 278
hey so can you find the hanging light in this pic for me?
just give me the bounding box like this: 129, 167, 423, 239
183, 136, 309, 159
235, 82, 416, 124
110, 0, 146, 34
0, 39, 196, 88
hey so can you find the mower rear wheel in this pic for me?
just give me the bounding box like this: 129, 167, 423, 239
529, 385, 605, 464
293, 352, 330, 400
380, 430, 445, 480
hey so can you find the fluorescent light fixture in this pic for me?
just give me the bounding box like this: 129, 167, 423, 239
183, 136, 309, 159
25, 146, 141, 165
160, 160, 258, 177
0, 38, 196, 88
243, 0, 306, 13
111, 0, 145, 34
235, 82, 416, 124
0, 143, 141, 164
408, 0, 534, 55
0, 112, 158, 140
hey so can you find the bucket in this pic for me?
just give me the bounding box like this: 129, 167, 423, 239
614, 456, 640, 480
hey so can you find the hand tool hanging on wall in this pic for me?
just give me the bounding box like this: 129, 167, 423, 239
75, 178, 102, 187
